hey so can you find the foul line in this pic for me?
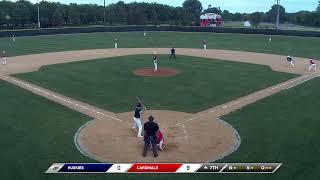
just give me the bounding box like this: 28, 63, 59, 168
176, 73, 317, 126
286, 73, 318, 90
0, 75, 125, 123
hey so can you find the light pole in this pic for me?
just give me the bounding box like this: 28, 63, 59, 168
103, 0, 106, 25
276, 0, 280, 30
37, 0, 41, 29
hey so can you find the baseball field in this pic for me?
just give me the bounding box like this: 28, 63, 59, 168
0, 31, 320, 180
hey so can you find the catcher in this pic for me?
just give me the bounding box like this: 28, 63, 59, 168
156, 129, 164, 150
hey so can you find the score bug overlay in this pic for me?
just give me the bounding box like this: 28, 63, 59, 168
45, 163, 282, 173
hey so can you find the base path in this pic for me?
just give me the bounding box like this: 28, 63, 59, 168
0, 48, 313, 75
0, 48, 318, 162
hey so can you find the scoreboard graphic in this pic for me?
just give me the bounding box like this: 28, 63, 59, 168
45, 163, 282, 173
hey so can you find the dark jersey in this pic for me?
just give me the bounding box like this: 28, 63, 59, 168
144, 121, 159, 137
153, 55, 158, 60
171, 48, 175, 54
310, 59, 315, 64
134, 107, 142, 118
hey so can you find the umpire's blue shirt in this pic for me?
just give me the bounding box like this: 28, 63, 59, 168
144, 121, 159, 137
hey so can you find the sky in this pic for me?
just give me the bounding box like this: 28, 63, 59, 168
15, 0, 319, 13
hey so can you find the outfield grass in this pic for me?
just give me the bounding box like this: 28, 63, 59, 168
14, 55, 296, 113
1, 31, 320, 59
219, 77, 320, 180
0, 80, 93, 180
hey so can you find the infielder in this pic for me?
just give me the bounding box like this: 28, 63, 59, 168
153, 51, 158, 72
132, 103, 143, 138
2, 51, 7, 65
308, 58, 317, 71
170, 48, 176, 60
203, 40, 207, 50
287, 56, 295, 67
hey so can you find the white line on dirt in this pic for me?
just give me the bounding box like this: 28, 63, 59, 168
0, 75, 125, 123
181, 124, 189, 143
209, 118, 241, 162
73, 120, 106, 162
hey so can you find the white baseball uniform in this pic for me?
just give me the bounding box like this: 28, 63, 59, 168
153, 54, 158, 72
132, 106, 143, 138
2, 51, 7, 65
308, 59, 317, 71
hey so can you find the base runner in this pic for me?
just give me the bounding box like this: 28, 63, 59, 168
308, 58, 317, 71
287, 56, 295, 67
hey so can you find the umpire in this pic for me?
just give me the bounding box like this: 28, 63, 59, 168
142, 116, 159, 157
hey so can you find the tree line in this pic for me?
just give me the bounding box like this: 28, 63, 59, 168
0, 0, 320, 29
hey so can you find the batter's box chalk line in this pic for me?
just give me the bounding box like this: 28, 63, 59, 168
209, 118, 241, 162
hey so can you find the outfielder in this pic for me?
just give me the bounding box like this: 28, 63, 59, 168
132, 102, 143, 138
203, 40, 207, 50
269, 35, 272, 43
114, 38, 118, 49
12, 35, 15, 43
2, 51, 7, 65
308, 58, 317, 71
153, 51, 158, 72
287, 56, 295, 67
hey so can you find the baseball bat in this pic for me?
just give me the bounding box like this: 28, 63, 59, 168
136, 96, 147, 111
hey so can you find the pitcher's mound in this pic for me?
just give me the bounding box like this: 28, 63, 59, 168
133, 68, 179, 77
